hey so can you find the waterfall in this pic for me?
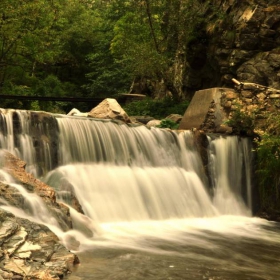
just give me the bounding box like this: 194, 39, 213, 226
0, 109, 55, 176
56, 116, 202, 170
45, 116, 252, 221
0, 110, 254, 251
208, 136, 252, 216
0, 110, 37, 174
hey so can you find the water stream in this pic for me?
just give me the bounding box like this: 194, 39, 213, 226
0, 111, 280, 279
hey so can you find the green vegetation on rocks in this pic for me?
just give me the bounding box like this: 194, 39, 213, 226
255, 112, 280, 215
224, 98, 280, 216
123, 97, 189, 120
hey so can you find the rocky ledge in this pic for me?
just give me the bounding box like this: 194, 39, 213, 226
0, 210, 79, 280
0, 151, 79, 279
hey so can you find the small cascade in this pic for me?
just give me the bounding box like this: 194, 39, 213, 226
0, 169, 61, 231
0, 109, 56, 176
56, 116, 203, 171
0, 169, 95, 249
208, 135, 252, 216
0, 110, 36, 174
45, 164, 217, 223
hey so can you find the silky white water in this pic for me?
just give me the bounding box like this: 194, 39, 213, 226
0, 110, 52, 176
0, 112, 280, 279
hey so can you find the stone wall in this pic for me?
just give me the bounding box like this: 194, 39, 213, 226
220, 80, 280, 133
179, 81, 280, 135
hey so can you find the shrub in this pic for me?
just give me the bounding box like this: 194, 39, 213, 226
255, 112, 280, 212
123, 97, 189, 119
225, 103, 256, 135
156, 119, 179, 130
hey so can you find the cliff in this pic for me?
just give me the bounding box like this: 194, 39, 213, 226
131, 0, 280, 99
186, 0, 280, 94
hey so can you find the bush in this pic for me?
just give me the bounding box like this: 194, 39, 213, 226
123, 97, 189, 119
256, 134, 280, 212
225, 103, 256, 135
225, 104, 280, 213
156, 119, 179, 129
255, 112, 280, 212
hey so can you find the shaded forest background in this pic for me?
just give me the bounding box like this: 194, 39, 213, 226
0, 0, 224, 112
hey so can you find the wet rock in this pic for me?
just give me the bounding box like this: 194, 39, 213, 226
146, 120, 161, 128
0, 151, 72, 231
0, 209, 79, 279
165, 114, 183, 124
0, 151, 80, 279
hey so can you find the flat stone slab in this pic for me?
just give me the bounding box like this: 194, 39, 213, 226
179, 88, 233, 130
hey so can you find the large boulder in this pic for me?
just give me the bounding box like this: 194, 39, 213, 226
179, 88, 232, 132
0, 210, 79, 280
88, 98, 131, 123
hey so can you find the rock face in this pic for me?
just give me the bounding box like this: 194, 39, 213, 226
88, 98, 131, 123
232, 6, 280, 88
130, 1, 280, 99
179, 81, 280, 134
0, 210, 79, 280
194, 0, 280, 94
0, 151, 79, 279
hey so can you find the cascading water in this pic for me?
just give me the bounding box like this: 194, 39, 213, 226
0, 109, 55, 176
0, 110, 37, 175
1, 110, 280, 279
47, 116, 251, 222
208, 135, 252, 216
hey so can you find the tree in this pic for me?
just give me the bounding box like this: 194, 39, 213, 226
0, 0, 102, 111
109, 0, 211, 99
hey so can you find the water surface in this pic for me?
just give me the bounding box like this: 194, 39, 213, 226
68, 217, 280, 280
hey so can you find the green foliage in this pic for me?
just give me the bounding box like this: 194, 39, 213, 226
123, 97, 189, 119
0, 0, 100, 112
156, 119, 179, 130
256, 133, 280, 212
111, 10, 167, 78
254, 111, 280, 213
225, 103, 256, 135
224, 102, 280, 214
0, 0, 226, 110
35, 75, 66, 97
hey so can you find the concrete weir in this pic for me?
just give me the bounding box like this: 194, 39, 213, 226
179, 88, 233, 131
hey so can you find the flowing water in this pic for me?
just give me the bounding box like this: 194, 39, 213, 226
1, 111, 280, 279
